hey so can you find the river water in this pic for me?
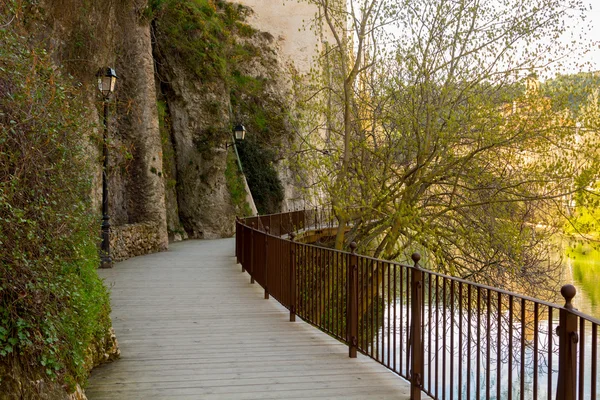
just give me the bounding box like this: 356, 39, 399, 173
368, 244, 600, 399
565, 243, 600, 319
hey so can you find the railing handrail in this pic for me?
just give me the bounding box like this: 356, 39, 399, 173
240, 209, 600, 325
236, 208, 598, 400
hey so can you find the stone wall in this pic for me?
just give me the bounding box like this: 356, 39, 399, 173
111, 222, 167, 261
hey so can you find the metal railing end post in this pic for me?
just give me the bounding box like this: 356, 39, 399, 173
290, 232, 297, 322
410, 252, 423, 400
556, 284, 578, 400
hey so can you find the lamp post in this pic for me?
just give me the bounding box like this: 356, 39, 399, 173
97, 67, 118, 268
234, 124, 246, 141
226, 124, 246, 148
227, 124, 246, 173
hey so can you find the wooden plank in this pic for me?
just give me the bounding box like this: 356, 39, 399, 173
86, 239, 410, 399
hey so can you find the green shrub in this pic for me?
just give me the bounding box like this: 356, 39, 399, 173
151, 0, 249, 81
151, 0, 288, 215
0, 25, 111, 391
236, 139, 284, 214
225, 152, 252, 217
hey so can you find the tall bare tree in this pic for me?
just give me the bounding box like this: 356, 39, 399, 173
293, 0, 599, 296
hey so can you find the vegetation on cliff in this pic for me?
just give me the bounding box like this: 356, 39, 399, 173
0, 9, 112, 395
150, 0, 287, 215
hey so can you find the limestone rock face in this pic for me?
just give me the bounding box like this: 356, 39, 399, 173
159, 64, 236, 239
110, 2, 169, 254
152, 4, 297, 237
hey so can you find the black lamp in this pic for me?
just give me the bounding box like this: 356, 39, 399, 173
97, 67, 117, 268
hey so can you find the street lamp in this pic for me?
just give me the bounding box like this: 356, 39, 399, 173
226, 124, 246, 149
97, 67, 117, 268
234, 124, 246, 141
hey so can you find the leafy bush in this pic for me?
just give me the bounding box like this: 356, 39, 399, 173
150, 0, 255, 81
0, 25, 111, 391
151, 0, 288, 216
225, 151, 253, 217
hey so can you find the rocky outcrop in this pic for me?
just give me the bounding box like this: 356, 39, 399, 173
158, 66, 236, 238
110, 0, 169, 255
152, 2, 297, 237
86, 328, 120, 368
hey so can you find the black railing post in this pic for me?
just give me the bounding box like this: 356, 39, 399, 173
290, 232, 297, 322
235, 217, 238, 261
410, 253, 423, 400
250, 222, 255, 284
347, 242, 358, 358
556, 284, 578, 400
237, 218, 245, 272
264, 226, 270, 299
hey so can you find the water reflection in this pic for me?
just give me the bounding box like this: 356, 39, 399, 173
363, 256, 600, 400
565, 243, 600, 318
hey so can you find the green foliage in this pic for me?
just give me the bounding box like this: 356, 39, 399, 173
151, 0, 288, 214
567, 243, 600, 308
225, 152, 252, 217
296, 0, 599, 299
543, 72, 600, 116
236, 139, 284, 215
0, 26, 111, 390
565, 183, 600, 240
151, 0, 254, 81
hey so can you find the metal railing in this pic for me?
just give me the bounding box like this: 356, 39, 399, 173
235, 209, 600, 400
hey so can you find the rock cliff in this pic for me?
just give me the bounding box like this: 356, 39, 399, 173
37, 0, 313, 256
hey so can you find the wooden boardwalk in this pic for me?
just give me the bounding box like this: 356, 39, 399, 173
86, 239, 411, 399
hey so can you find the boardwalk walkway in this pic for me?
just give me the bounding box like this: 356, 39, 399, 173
86, 239, 411, 399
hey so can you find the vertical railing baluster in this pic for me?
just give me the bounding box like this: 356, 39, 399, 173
592, 324, 597, 399
521, 298, 526, 400
476, 287, 481, 400
393, 266, 397, 374
579, 319, 585, 400
467, 284, 471, 400
376, 261, 380, 361
533, 303, 539, 400
264, 227, 270, 299
548, 307, 553, 400
443, 278, 447, 400
497, 293, 502, 400
387, 263, 391, 368
435, 275, 440, 399
428, 273, 432, 395
450, 280, 455, 400
410, 253, 423, 400
458, 282, 463, 399
406, 268, 411, 376
348, 242, 358, 358
250, 222, 255, 284
556, 284, 578, 400
486, 288, 491, 400
508, 295, 513, 400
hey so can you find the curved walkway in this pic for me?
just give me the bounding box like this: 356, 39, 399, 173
86, 239, 410, 399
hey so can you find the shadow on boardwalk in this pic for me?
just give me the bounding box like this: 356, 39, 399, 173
86, 239, 410, 399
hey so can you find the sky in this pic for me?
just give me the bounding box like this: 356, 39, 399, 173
549, 0, 600, 77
